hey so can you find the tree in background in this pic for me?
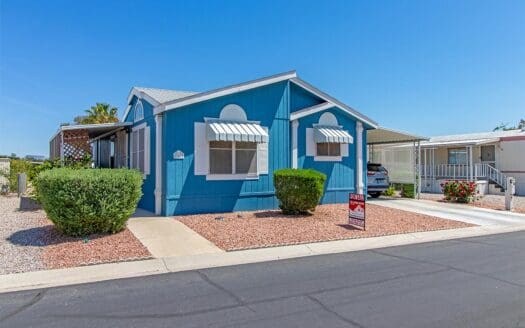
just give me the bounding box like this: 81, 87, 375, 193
493, 118, 525, 131
74, 103, 119, 124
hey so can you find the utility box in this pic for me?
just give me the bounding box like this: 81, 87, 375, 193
505, 177, 516, 211
17, 173, 27, 197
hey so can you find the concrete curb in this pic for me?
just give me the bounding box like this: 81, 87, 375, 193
2, 224, 525, 294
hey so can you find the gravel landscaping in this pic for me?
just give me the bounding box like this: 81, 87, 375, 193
0, 195, 151, 275
421, 193, 525, 213
176, 203, 474, 251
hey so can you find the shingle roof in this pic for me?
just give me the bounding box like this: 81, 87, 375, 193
133, 87, 198, 104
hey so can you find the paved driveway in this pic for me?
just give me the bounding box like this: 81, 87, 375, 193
369, 198, 525, 226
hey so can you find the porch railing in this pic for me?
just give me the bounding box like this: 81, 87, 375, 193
420, 163, 507, 190
421, 164, 470, 179
475, 163, 507, 189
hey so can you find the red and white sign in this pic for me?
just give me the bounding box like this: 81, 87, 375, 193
349, 193, 366, 230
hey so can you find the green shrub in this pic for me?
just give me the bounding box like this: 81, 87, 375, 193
273, 168, 326, 214
8, 159, 35, 191
36, 168, 143, 236
401, 183, 415, 198
382, 185, 396, 197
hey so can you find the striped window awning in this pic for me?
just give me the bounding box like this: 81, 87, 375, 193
314, 126, 353, 143
206, 121, 269, 143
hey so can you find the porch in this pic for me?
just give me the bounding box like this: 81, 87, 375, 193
49, 122, 131, 168
419, 142, 507, 194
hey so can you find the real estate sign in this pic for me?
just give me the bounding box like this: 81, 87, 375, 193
348, 193, 366, 230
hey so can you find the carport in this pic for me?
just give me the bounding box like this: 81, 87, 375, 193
367, 127, 428, 198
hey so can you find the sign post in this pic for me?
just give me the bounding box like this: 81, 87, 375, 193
348, 193, 366, 230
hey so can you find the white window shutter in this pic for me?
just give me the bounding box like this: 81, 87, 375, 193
194, 122, 209, 175
144, 126, 151, 175
306, 128, 316, 156
257, 127, 269, 174
341, 143, 349, 157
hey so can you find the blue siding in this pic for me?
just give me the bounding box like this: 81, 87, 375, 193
297, 108, 359, 204
163, 81, 290, 215
128, 96, 156, 212
290, 83, 324, 112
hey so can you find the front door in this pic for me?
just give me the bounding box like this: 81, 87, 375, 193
480, 145, 495, 167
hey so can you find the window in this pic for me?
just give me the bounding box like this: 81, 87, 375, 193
235, 142, 257, 174
209, 141, 232, 174
316, 142, 341, 157
134, 101, 144, 122
131, 127, 146, 173
448, 148, 467, 165
209, 141, 257, 175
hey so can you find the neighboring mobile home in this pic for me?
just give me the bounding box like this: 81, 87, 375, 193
371, 129, 525, 196
51, 71, 383, 215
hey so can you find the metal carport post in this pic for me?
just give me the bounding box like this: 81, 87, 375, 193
367, 127, 428, 199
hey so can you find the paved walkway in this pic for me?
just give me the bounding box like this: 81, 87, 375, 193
127, 216, 223, 258
369, 198, 525, 226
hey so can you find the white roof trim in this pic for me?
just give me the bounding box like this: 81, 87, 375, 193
289, 78, 378, 128
122, 88, 162, 121
290, 102, 334, 121
156, 71, 297, 114
421, 138, 500, 148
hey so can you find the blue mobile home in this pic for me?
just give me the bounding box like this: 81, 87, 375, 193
119, 71, 377, 215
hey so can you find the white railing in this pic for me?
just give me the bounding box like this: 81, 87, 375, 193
420, 163, 507, 190
475, 163, 507, 189
422, 164, 470, 179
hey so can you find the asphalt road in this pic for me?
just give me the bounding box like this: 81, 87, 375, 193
2, 231, 525, 328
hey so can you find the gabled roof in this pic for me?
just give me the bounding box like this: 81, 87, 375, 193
421, 129, 525, 147
123, 71, 378, 128
133, 87, 197, 104
289, 77, 378, 128
123, 87, 198, 121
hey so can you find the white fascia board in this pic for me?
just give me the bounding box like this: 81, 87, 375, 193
157, 71, 297, 115
122, 88, 161, 121
290, 78, 378, 129
290, 102, 334, 121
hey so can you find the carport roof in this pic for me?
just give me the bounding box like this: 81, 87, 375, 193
50, 122, 132, 141
367, 127, 428, 145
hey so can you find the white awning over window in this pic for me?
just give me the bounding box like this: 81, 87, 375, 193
206, 121, 269, 143
314, 126, 353, 144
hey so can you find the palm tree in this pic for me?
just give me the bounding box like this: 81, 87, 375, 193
74, 103, 119, 124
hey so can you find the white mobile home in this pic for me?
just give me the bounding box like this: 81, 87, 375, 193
370, 128, 525, 196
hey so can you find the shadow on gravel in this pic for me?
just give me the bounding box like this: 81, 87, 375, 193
7, 226, 106, 247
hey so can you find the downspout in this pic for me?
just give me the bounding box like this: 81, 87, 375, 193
291, 120, 299, 169
356, 121, 364, 194
154, 112, 164, 215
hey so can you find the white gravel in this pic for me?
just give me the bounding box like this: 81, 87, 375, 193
0, 195, 47, 274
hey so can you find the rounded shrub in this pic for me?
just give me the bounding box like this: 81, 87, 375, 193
273, 168, 326, 214
36, 168, 143, 236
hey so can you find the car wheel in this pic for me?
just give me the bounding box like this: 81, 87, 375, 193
369, 192, 381, 198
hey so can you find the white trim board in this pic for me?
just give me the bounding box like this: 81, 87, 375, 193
290, 78, 378, 128
122, 90, 161, 122
154, 71, 297, 115
290, 102, 334, 121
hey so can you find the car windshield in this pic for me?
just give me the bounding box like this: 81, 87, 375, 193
367, 164, 386, 172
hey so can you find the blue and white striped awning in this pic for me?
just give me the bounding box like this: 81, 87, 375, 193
314, 126, 353, 143
207, 121, 269, 143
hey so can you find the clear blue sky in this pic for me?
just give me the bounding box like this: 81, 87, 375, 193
1, 0, 524, 157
